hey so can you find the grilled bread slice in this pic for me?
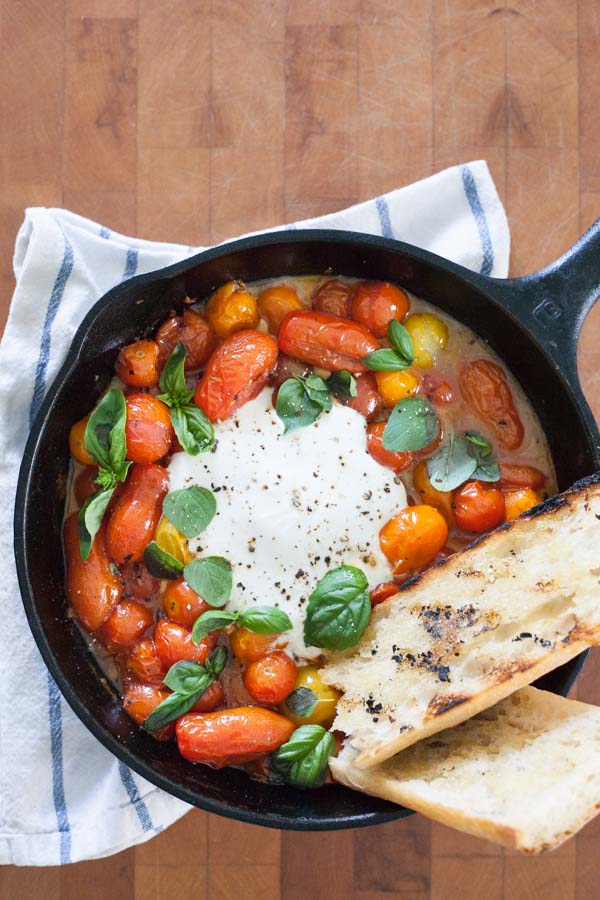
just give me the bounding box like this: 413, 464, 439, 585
330, 686, 600, 853
322, 474, 600, 768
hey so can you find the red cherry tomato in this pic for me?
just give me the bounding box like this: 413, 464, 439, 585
105, 464, 169, 565
98, 600, 153, 649
243, 651, 297, 705
125, 393, 173, 464
64, 514, 121, 632
421, 374, 455, 405
369, 581, 398, 607
350, 281, 410, 337
176, 707, 294, 767
154, 618, 214, 669
311, 279, 355, 317
499, 463, 547, 490
278, 310, 379, 373
162, 578, 210, 627
74, 466, 98, 507
191, 679, 224, 712
125, 638, 164, 684
194, 330, 278, 421
366, 422, 413, 472
115, 340, 161, 388
346, 373, 382, 422
156, 308, 217, 370
119, 561, 161, 602
453, 480, 505, 533
123, 683, 174, 739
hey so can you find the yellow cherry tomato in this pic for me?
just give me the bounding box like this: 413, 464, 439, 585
379, 504, 448, 576
154, 516, 193, 564
280, 665, 341, 727
69, 415, 95, 465
404, 313, 449, 369
412, 460, 454, 526
375, 369, 420, 407
503, 487, 543, 522
258, 284, 305, 335
206, 280, 259, 338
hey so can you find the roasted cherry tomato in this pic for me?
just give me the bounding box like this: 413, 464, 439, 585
191, 679, 225, 713
123, 683, 173, 739
422, 374, 455, 405
346, 373, 382, 422
243, 651, 297, 706
154, 516, 193, 565
367, 422, 413, 473
119, 560, 161, 602
163, 578, 210, 627
98, 600, 153, 650
375, 369, 420, 407
229, 627, 275, 663
350, 281, 410, 337
453, 480, 505, 532
125, 393, 173, 464
404, 313, 449, 368
369, 582, 398, 607
258, 284, 305, 334
64, 514, 121, 632
105, 464, 169, 565
194, 330, 278, 421
503, 487, 543, 521
74, 466, 98, 507
412, 460, 454, 525
156, 308, 217, 370
176, 707, 294, 766
125, 638, 164, 684
459, 359, 524, 450
206, 281, 259, 338
115, 340, 160, 388
499, 463, 546, 490
278, 310, 379, 373
311, 279, 355, 318
69, 415, 95, 465
379, 504, 448, 575
280, 665, 341, 727
154, 618, 214, 669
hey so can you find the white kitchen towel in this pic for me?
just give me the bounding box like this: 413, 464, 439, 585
0, 161, 509, 866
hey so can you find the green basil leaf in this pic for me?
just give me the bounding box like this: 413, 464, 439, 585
84, 388, 128, 474
158, 341, 188, 402
387, 320, 414, 365
143, 540, 185, 579
362, 348, 411, 372
426, 433, 478, 493
239, 606, 294, 634
163, 660, 210, 695
327, 370, 357, 400
464, 431, 500, 482
143, 688, 206, 731
302, 374, 332, 410
184, 556, 232, 607
192, 609, 239, 644
94, 466, 117, 492
77, 486, 115, 561
304, 565, 371, 651
205, 645, 228, 677
285, 687, 318, 718
276, 378, 327, 434
270, 725, 335, 789
472, 457, 501, 483
171, 405, 215, 455
464, 430, 493, 457
163, 486, 216, 538
382, 397, 439, 452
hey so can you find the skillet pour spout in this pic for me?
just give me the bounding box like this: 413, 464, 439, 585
14, 223, 600, 830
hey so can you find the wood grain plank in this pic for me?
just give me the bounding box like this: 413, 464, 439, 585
60, 849, 134, 900
430, 855, 503, 900
0, 868, 60, 900
208, 818, 280, 900
431, 822, 502, 858
579, 0, 600, 184
137, 146, 210, 245
281, 831, 353, 900
287, 0, 358, 25
135, 810, 207, 900
353, 817, 431, 898
62, 189, 137, 234
504, 845, 576, 900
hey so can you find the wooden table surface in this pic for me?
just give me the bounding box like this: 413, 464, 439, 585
1, 0, 599, 897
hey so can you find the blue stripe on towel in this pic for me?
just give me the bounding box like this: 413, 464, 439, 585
121, 247, 139, 282
460, 165, 494, 276
117, 763, 154, 832
99, 226, 111, 239
375, 196, 394, 238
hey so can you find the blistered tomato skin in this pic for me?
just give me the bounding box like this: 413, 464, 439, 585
125, 393, 174, 464
123, 683, 174, 739
105, 464, 169, 565
99, 600, 153, 649
206, 282, 259, 338
156, 309, 217, 370
412, 460, 454, 526
280, 665, 341, 727
503, 487, 543, 521
453, 480, 505, 532
370, 582, 399, 607
191, 679, 225, 712
243, 651, 297, 706
311, 279, 355, 318
74, 466, 98, 506
64, 514, 121, 632
258, 284, 305, 334
499, 463, 546, 490
163, 578, 210, 627
176, 707, 294, 767
154, 618, 214, 669
230, 627, 275, 663
346, 373, 382, 422
69, 416, 95, 466
459, 359, 524, 450
194, 330, 278, 421
379, 505, 448, 576
278, 310, 379, 373
367, 422, 413, 473
119, 561, 161, 602
115, 340, 160, 388
125, 638, 164, 684
350, 281, 410, 337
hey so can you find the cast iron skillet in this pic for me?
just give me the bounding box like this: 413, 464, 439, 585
14, 225, 600, 831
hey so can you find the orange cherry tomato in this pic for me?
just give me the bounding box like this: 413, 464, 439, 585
105, 463, 169, 565
194, 330, 278, 421
125, 638, 164, 684
98, 600, 153, 650
74, 466, 98, 507
176, 707, 294, 767
123, 683, 174, 739
499, 463, 547, 490
311, 279, 355, 318
379, 505, 448, 576
350, 281, 410, 337
206, 281, 259, 338
278, 310, 379, 373
453, 480, 505, 533
459, 359, 524, 450
119, 560, 161, 602
369, 581, 398, 607
125, 393, 173, 464
367, 422, 413, 473
156, 308, 217, 370
346, 373, 382, 422
191, 679, 225, 713
258, 284, 305, 335
412, 460, 454, 526
115, 340, 160, 388
154, 618, 214, 670
229, 627, 275, 663
375, 369, 420, 407
69, 415, 95, 465
503, 486, 543, 522
243, 651, 297, 706
64, 514, 121, 632
163, 578, 210, 627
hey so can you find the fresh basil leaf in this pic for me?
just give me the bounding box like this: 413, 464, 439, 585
387, 320, 414, 365
382, 397, 439, 452
302, 374, 332, 410
143, 540, 185, 579
94, 466, 117, 492
143, 688, 205, 732
205, 645, 228, 677
77, 487, 115, 561
163, 660, 210, 695
270, 725, 335, 789
427, 433, 478, 493
464, 431, 500, 482
285, 687, 318, 718
239, 606, 293, 634
362, 348, 411, 372
158, 342, 189, 404
304, 565, 371, 651
171, 405, 215, 455
276, 377, 328, 434
84, 388, 128, 474
163, 486, 216, 538
184, 556, 232, 607
327, 370, 357, 400
464, 431, 493, 457
473, 458, 501, 482
192, 609, 239, 644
